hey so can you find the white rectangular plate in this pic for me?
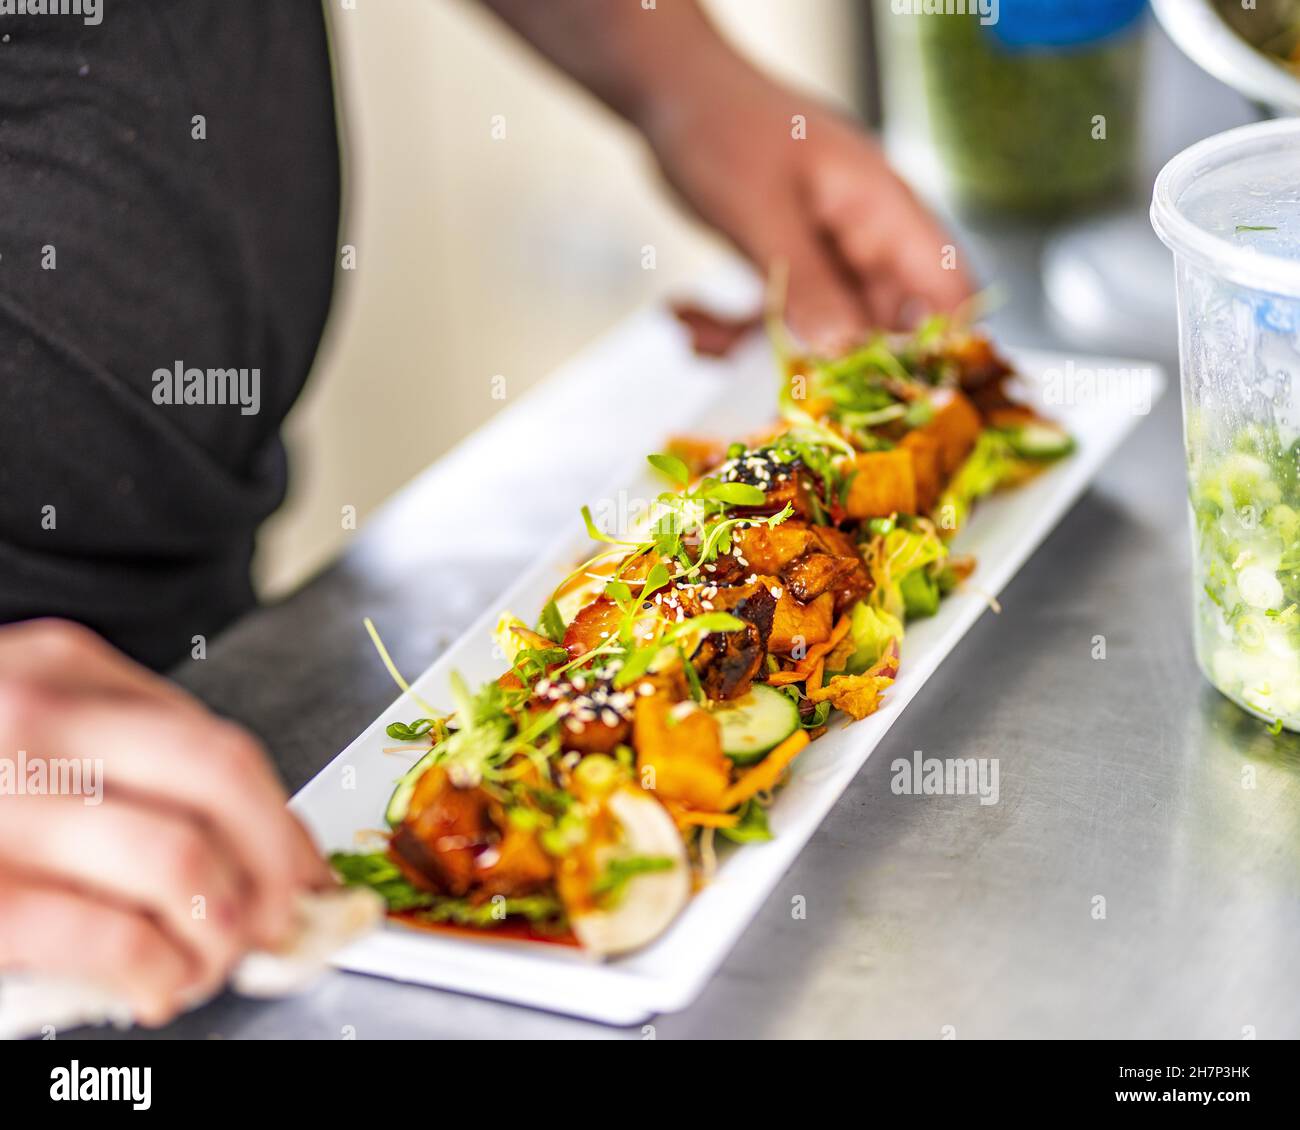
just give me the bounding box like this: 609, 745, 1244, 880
291, 310, 1165, 1026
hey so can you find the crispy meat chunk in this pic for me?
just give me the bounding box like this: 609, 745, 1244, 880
726, 469, 820, 522
735, 521, 813, 574
947, 333, 1015, 391
533, 671, 634, 755
807, 525, 857, 557
556, 714, 630, 755
700, 551, 748, 586
844, 449, 917, 520
633, 693, 730, 810
768, 589, 834, 654
562, 596, 622, 659
983, 402, 1041, 429
898, 430, 944, 513
802, 526, 873, 616
915, 389, 982, 476
391, 766, 555, 900
475, 821, 554, 898
782, 552, 860, 604
390, 766, 492, 897
688, 580, 777, 700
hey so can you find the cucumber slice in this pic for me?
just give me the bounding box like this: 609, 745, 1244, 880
1005, 423, 1074, 460
711, 684, 800, 765
385, 748, 439, 827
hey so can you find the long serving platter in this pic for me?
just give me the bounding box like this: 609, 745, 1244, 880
290, 301, 1165, 1025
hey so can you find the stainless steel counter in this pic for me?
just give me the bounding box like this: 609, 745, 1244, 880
85, 26, 1300, 1041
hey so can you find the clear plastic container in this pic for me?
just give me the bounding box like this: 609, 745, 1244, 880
1152, 119, 1300, 732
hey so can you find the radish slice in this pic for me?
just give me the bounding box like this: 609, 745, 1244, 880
569, 788, 690, 957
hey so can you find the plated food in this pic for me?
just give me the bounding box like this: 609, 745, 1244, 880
1189, 422, 1300, 732
331, 322, 1074, 955
1216, 0, 1300, 78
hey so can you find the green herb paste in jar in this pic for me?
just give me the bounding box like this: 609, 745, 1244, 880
909, 1, 1146, 215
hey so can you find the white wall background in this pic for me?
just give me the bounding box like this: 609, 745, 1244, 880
257, 0, 860, 595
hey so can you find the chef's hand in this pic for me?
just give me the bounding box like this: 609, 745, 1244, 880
641, 54, 974, 353
0, 619, 329, 1026
482, 0, 973, 354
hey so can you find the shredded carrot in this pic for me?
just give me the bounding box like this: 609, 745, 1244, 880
766, 614, 852, 687
720, 730, 810, 811
807, 613, 853, 662
675, 809, 740, 829
806, 658, 825, 693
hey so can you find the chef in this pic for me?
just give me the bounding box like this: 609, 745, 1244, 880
0, 0, 969, 1024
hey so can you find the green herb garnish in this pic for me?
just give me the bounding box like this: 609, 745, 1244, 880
385, 718, 440, 743
591, 855, 676, 905
647, 452, 690, 487
718, 798, 773, 844
537, 599, 566, 644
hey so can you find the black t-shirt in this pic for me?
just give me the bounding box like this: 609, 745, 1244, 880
0, 1, 340, 668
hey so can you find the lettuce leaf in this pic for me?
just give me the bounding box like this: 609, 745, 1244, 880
866, 523, 948, 621
841, 602, 905, 674
936, 429, 1051, 534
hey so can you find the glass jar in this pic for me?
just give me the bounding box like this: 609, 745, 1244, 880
1152, 120, 1300, 732
878, 0, 1147, 216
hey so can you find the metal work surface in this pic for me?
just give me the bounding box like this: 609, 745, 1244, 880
84, 35, 1300, 1041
